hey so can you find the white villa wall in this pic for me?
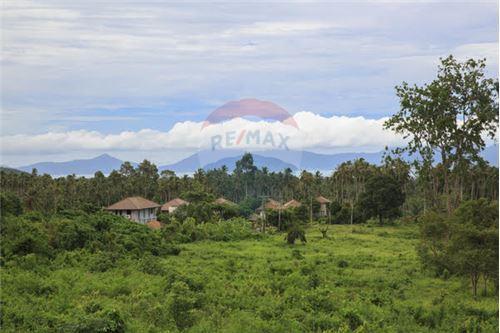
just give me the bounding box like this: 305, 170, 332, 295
110, 208, 157, 224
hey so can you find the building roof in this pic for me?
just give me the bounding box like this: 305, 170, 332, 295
146, 220, 162, 230
256, 198, 282, 211
106, 196, 160, 210
316, 195, 331, 204
283, 199, 302, 209
161, 198, 189, 211
214, 197, 236, 206
266, 199, 282, 210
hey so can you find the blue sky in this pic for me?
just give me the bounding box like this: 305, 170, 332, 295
1, 0, 498, 166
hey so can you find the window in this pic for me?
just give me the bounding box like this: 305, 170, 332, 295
127, 210, 131, 215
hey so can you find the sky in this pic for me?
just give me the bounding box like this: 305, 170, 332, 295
1, 0, 498, 166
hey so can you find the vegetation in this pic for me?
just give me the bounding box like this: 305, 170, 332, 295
384, 55, 498, 214
1, 217, 498, 332
0, 56, 498, 331
418, 199, 498, 297
359, 173, 405, 224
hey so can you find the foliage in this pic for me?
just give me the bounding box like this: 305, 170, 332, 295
331, 203, 364, 224
359, 173, 405, 224
0, 192, 23, 216
385, 56, 499, 212
0, 212, 180, 262
2, 224, 498, 332
286, 222, 307, 245
418, 199, 499, 296
161, 217, 256, 243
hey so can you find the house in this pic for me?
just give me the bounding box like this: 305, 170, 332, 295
106, 196, 160, 224
161, 198, 189, 213
283, 199, 301, 209
214, 197, 237, 206
316, 195, 331, 217
256, 198, 282, 218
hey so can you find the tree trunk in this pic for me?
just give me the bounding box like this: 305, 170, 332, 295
350, 201, 354, 225
441, 151, 452, 215
471, 273, 479, 297
309, 196, 313, 224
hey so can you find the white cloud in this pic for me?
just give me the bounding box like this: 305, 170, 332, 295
0, 112, 405, 159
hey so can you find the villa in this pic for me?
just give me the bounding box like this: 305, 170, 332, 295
106, 196, 160, 224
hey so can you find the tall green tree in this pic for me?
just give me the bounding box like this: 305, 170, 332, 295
359, 173, 405, 224
384, 56, 498, 213
234, 153, 257, 199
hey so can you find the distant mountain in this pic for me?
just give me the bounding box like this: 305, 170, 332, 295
0, 166, 28, 174
158, 149, 244, 173
203, 155, 298, 172
18, 154, 136, 176
257, 150, 384, 171
10, 145, 497, 176
158, 145, 498, 173
159, 149, 385, 173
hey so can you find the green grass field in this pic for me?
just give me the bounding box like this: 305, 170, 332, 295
2, 224, 498, 332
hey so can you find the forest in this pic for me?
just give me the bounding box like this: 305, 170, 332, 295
0, 56, 498, 332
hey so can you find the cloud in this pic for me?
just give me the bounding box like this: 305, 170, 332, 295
453, 42, 499, 63
224, 21, 338, 36
2, 0, 498, 137
0, 112, 405, 158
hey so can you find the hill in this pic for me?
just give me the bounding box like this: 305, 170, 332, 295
11, 145, 498, 176
18, 154, 137, 176
0, 166, 28, 174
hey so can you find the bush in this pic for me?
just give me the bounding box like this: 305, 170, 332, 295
163, 217, 255, 243
0, 192, 23, 216
286, 223, 307, 245
337, 260, 349, 268
418, 199, 499, 296
58, 309, 126, 333
1, 216, 51, 258
50, 218, 95, 251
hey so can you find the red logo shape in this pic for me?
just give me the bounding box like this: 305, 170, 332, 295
202, 98, 298, 129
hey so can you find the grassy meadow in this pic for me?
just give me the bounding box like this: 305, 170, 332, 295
2, 223, 497, 332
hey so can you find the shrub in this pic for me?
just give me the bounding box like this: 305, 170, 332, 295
1, 216, 51, 258
0, 192, 23, 216
50, 218, 95, 251
89, 252, 118, 273
337, 260, 349, 268
138, 255, 165, 275
58, 309, 126, 333
286, 223, 307, 245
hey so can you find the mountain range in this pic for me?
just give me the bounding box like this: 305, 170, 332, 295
13, 145, 498, 176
